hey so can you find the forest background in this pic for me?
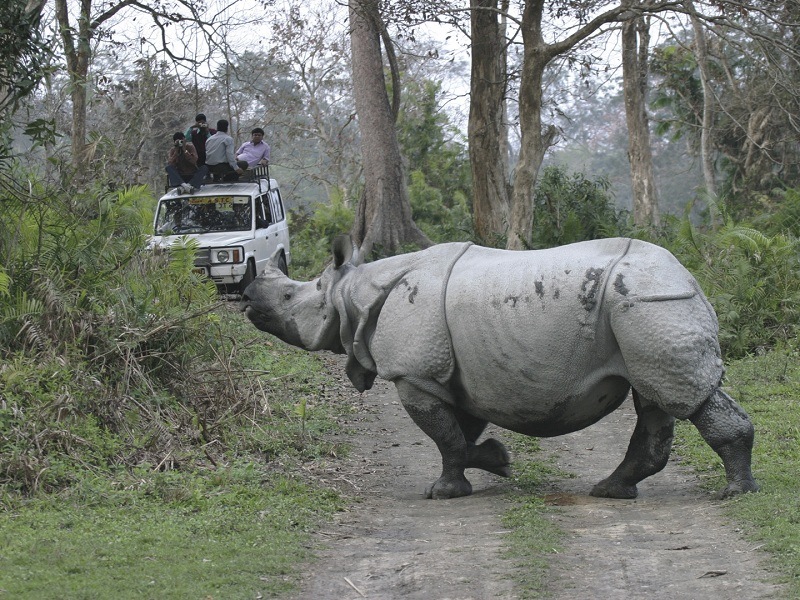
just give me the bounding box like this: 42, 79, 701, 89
1, 0, 800, 597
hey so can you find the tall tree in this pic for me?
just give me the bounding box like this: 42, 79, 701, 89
469, 0, 510, 245
266, 4, 362, 206
650, 2, 800, 215
685, 0, 717, 205
504, 0, 677, 249
348, 0, 430, 255
52, 0, 247, 176
621, 12, 659, 227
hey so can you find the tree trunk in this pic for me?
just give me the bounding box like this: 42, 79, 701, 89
507, 0, 557, 250
686, 0, 717, 211
499, 0, 673, 248
54, 0, 91, 172
622, 14, 660, 227
469, 0, 510, 246
348, 0, 430, 256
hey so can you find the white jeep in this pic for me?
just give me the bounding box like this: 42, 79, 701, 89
149, 173, 291, 293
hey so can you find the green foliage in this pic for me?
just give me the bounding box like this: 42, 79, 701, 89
650, 28, 800, 215
673, 350, 800, 595
663, 218, 800, 358
288, 193, 355, 279
754, 187, 800, 238
397, 79, 472, 209
396, 76, 473, 244
0, 0, 54, 116
530, 165, 629, 249
650, 43, 703, 141
0, 167, 294, 497
0, 268, 9, 296
408, 170, 474, 243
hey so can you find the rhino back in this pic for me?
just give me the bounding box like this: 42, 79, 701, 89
442, 238, 713, 433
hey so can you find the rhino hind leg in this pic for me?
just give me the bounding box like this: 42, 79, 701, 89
591, 390, 675, 499
454, 408, 512, 477
467, 438, 512, 477
394, 379, 473, 499
689, 388, 759, 498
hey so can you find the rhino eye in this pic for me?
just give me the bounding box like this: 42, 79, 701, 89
283, 293, 292, 301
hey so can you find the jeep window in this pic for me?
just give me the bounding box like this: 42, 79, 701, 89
155, 196, 252, 234
269, 189, 284, 222
255, 195, 271, 229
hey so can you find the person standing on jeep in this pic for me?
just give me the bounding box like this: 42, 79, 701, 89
184, 114, 215, 166
205, 119, 247, 181
236, 127, 270, 169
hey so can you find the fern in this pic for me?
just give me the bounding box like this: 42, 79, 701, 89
0, 290, 45, 350
668, 217, 800, 357
0, 268, 9, 296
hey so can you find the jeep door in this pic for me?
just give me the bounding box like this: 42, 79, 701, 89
254, 189, 290, 274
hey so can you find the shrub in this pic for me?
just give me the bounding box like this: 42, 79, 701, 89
288, 192, 354, 280
530, 165, 629, 249
408, 170, 473, 243
665, 219, 800, 358
0, 171, 256, 497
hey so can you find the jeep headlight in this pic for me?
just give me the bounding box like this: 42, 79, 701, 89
212, 247, 243, 264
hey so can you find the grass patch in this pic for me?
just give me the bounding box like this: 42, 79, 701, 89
0, 465, 343, 598
673, 350, 800, 595
0, 309, 357, 598
501, 434, 566, 598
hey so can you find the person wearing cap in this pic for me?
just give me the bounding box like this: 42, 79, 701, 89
184, 113, 216, 166
165, 131, 209, 193
205, 119, 247, 181
236, 127, 271, 169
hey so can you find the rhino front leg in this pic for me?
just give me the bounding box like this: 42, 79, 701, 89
592, 390, 675, 499
394, 379, 473, 499
690, 388, 759, 498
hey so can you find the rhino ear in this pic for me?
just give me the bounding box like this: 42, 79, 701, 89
332, 234, 354, 269
268, 248, 284, 269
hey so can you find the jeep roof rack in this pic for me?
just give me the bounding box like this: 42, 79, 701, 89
164, 164, 272, 193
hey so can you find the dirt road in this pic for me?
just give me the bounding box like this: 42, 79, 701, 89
292, 357, 785, 599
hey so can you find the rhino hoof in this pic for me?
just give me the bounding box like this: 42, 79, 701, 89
716, 479, 760, 499
425, 476, 472, 500
590, 478, 638, 499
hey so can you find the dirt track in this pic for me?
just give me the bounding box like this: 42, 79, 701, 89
291, 356, 785, 599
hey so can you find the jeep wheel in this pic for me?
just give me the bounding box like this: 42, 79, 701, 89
277, 253, 288, 276
239, 259, 256, 294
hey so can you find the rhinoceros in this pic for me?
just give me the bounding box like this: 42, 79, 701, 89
241, 235, 759, 500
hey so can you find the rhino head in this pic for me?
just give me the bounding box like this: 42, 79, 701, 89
240, 235, 357, 351
240, 235, 377, 391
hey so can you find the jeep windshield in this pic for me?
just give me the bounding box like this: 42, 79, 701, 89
154, 195, 252, 234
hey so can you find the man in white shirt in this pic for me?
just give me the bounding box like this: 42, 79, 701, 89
205, 119, 247, 181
